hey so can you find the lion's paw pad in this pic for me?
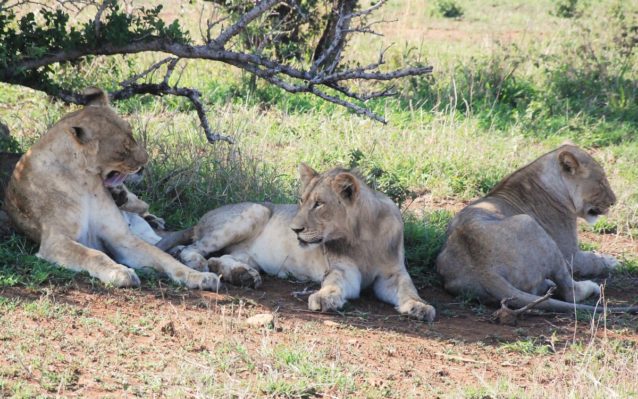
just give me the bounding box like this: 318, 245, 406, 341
144, 214, 166, 230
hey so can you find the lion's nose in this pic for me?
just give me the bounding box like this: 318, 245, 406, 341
290, 226, 304, 234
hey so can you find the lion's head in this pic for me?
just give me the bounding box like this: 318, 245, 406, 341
289, 164, 365, 246
290, 164, 392, 245
56, 88, 148, 187
557, 145, 616, 224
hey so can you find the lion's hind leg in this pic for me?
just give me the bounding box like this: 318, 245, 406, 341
179, 203, 271, 273
208, 254, 262, 288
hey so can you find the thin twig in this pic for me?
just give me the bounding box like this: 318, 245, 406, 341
492, 286, 557, 326
213, 0, 281, 47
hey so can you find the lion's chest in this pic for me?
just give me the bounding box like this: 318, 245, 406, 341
239, 221, 329, 282
75, 194, 110, 252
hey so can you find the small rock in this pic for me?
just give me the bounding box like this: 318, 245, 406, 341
245, 313, 274, 328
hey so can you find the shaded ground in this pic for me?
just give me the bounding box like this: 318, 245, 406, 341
1, 200, 637, 398
1, 263, 637, 398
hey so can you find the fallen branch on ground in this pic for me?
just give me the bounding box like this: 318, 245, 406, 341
492, 286, 557, 326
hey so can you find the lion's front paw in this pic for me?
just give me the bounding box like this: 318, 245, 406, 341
104, 267, 141, 288
184, 271, 220, 291
308, 289, 346, 312
398, 299, 436, 322
144, 213, 166, 230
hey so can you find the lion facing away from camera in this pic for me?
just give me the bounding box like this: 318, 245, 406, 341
177, 164, 436, 321
3, 88, 218, 290
436, 144, 638, 313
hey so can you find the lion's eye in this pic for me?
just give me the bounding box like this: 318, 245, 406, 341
313, 201, 323, 210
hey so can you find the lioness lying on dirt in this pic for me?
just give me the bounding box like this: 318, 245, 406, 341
3, 88, 219, 290
177, 164, 436, 321
436, 144, 638, 313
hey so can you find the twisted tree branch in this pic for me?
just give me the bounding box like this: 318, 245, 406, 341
0, 0, 434, 140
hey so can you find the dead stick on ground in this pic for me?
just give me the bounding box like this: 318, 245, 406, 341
492, 286, 557, 326
435, 353, 488, 364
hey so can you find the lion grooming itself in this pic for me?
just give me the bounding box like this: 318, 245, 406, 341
436, 144, 638, 313
177, 164, 436, 321
4, 88, 218, 290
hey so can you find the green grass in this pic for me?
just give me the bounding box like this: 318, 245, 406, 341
500, 338, 554, 356
1, 0, 638, 397
404, 210, 452, 285
0, 234, 76, 288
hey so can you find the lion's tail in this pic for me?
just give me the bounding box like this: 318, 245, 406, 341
481, 273, 638, 314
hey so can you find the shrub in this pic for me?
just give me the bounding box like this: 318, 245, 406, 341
552, 0, 581, 18
433, 0, 464, 19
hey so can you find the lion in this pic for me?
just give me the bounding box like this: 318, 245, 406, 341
436, 144, 638, 313
176, 164, 436, 321
3, 88, 219, 290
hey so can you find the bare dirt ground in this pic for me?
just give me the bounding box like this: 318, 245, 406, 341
1, 251, 637, 397
1, 200, 637, 398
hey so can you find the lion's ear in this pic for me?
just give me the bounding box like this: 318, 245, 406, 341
332, 172, 359, 203
298, 163, 318, 188
559, 150, 580, 175
83, 87, 110, 107
70, 126, 93, 144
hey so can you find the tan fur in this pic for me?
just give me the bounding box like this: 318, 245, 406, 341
178, 164, 436, 321
3, 88, 219, 290
437, 144, 638, 313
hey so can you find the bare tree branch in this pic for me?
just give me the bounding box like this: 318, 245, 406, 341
3, 38, 432, 124
111, 83, 233, 144
310, 86, 386, 123
93, 0, 110, 38
312, 0, 357, 74
113, 57, 233, 144
213, 0, 281, 47
1, 0, 434, 138
120, 56, 175, 86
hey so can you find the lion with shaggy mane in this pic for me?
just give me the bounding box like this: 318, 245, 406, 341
436, 144, 638, 313
4, 88, 219, 290
177, 164, 436, 321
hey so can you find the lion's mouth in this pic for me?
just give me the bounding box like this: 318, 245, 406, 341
587, 207, 606, 217
584, 206, 608, 224
297, 237, 323, 246
103, 170, 128, 187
